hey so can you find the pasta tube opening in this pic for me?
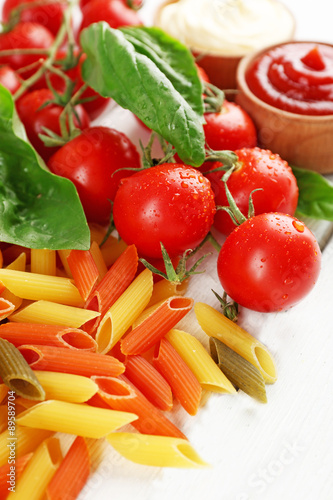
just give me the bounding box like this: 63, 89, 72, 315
169, 297, 193, 310
254, 346, 277, 384
8, 378, 43, 400
62, 331, 97, 350
176, 443, 210, 467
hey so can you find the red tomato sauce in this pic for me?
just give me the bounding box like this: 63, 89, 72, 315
245, 42, 333, 115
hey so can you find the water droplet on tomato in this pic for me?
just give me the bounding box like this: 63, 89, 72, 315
261, 258, 266, 262
181, 182, 188, 188
292, 220, 305, 233
282, 294, 288, 300
284, 278, 293, 285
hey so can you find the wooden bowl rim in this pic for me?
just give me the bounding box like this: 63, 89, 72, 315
237, 40, 333, 122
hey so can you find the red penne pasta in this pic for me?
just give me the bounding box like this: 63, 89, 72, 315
46, 436, 90, 500
67, 248, 99, 301
153, 338, 202, 416
125, 355, 173, 411
84, 244, 138, 334
0, 323, 97, 351
0, 298, 15, 320
91, 375, 187, 440
18, 345, 125, 378
121, 297, 193, 355
0, 453, 32, 500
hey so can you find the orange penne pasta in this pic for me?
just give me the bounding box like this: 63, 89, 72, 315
91, 375, 186, 440
46, 436, 90, 500
18, 345, 125, 378
125, 355, 173, 411
67, 248, 99, 301
89, 241, 108, 280
0, 297, 15, 320
0, 453, 32, 500
84, 244, 138, 334
153, 338, 202, 416
121, 296, 193, 356
0, 323, 97, 351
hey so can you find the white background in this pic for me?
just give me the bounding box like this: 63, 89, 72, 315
1, 1, 333, 499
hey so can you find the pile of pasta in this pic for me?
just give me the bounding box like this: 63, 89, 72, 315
0, 225, 277, 500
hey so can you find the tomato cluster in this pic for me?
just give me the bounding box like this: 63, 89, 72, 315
0, 0, 321, 314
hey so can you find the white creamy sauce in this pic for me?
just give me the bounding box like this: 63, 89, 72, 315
156, 0, 295, 56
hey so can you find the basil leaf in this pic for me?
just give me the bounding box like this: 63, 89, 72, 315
80, 22, 205, 167
292, 165, 333, 221
0, 85, 90, 250
120, 26, 204, 118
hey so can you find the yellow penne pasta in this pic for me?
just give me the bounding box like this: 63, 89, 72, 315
16, 400, 138, 438
90, 240, 108, 280
166, 329, 236, 394
57, 249, 72, 278
34, 371, 98, 403
195, 303, 277, 384
107, 433, 210, 468
0, 269, 83, 306
147, 279, 189, 307
0, 405, 7, 433
31, 249, 56, 276
6, 252, 26, 271
96, 268, 153, 354
0, 427, 53, 467
9, 300, 100, 328
7, 436, 62, 500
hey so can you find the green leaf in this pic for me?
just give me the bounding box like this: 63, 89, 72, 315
80, 22, 205, 167
292, 165, 333, 221
0, 85, 90, 250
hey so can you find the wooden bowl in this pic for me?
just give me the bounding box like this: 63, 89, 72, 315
155, 0, 295, 91
236, 42, 333, 174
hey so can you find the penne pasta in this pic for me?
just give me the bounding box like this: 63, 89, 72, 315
30, 249, 56, 276
121, 296, 194, 356
19, 344, 125, 378
0, 384, 8, 404
89, 240, 108, 280
0, 269, 84, 306
67, 247, 99, 301
153, 339, 202, 416
0, 453, 32, 500
96, 268, 153, 354
125, 355, 173, 411
46, 436, 90, 500
6, 252, 27, 272
85, 244, 139, 334
57, 249, 72, 278
0, 287, 23, 314
0, 339, 45, 400
147, 278, 189, 308
9, 300, 100, 328
88, 226, 127, 268
34, 371, 99, 403
107, 433, 209, 468
166, 329, 236, 394
209, 338, 267, 403
0, 322, 97, 351
1, 246, 30, 267
16, 400, 138, 438
91, 375, 186, 439
0, 405, 7, 434
0, 297, 15, 321
195, 302, 277, 384
7, 436, 63, 500
0, 427, 53, 467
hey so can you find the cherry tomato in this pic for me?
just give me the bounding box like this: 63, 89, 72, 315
0, 22, 54, 77
79, 0, 142, 35
16, 88, 90, 161
217, 213, 321, 312
2, 0, 66, 36
48, 126, 141, 224
113, 163, 216, 259
0, 65, 22, 94
205, 147, 299, 236
204, 100, 257, 151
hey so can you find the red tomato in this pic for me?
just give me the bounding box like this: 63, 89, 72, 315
217, 213, 321, 312
204, 100, 257, 151
113, 163, 216, 259
205, 147, 299, 236
0, 22, 54, 77
80, 0, 143, 8
78, 0, 142, 35
0, 65, 22, 94
2, 0, 66, 36
48, 126, 141, 224
16, 88, 90, 161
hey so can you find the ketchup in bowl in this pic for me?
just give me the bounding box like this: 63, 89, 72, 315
245, 42, 333, 115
